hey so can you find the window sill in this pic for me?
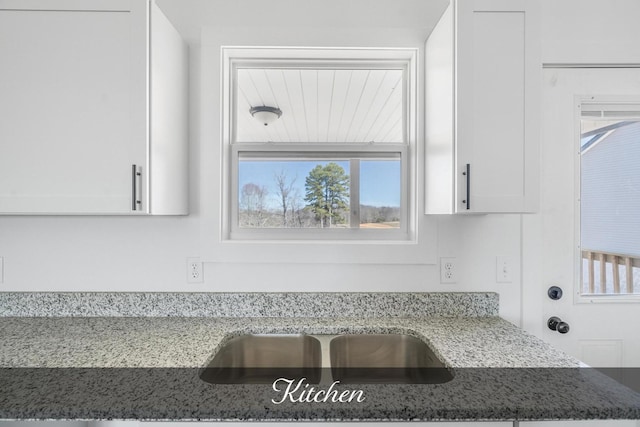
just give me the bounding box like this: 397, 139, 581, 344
211, 219, 436, 265
576, 294, 640, 304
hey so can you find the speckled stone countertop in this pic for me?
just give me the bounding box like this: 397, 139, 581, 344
0, 292, 639, 421
0, 292, 498, 317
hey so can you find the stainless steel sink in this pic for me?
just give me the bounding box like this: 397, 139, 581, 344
330, 334, 453, 384
200, 333, 452, 385
200, 334, 322, 384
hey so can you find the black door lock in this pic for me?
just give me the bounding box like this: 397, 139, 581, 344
548, 286, 563, 300
548, 316, 570, 334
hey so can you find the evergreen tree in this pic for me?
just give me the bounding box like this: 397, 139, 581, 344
304, 163, 350, 227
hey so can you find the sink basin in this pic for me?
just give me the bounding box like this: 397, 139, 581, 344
330, 334, 453, 384
200, 334, 322, 384
200, 333, 452, 385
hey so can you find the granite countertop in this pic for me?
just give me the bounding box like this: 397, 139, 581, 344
0, 316, 580, 369
0, 292, 639, 421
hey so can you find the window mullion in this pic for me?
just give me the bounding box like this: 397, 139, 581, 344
350, 158, 360, 229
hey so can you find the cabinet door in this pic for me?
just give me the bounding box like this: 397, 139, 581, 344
0, 0, 148, 214
455, 0, 539, 213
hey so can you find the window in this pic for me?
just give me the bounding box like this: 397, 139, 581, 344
236, 154, 402, 230
223, 48, 416, 241
579, 102, 640, 297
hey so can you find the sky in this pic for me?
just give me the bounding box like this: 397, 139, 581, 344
239, 159, 401, 208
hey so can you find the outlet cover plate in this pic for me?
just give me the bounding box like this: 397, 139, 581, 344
187, 257, 203, 283
440, 257, 457, 284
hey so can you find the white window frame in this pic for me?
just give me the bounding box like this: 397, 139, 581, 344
575, 96, 640, 303
217, 46, 436, 265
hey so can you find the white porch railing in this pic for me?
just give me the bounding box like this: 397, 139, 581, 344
582, 250, 640, 294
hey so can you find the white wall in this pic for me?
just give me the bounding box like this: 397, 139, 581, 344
3, 0, 636, 327
541, 0, 640, 65
0, 19, 523, 325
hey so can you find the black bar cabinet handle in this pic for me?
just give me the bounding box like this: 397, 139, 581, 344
462, 163, 470, 210
132, 165, 141, 211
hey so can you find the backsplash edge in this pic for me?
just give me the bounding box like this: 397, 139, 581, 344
0, 292, 499, 318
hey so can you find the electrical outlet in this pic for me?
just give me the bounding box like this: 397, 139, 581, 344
440, 257, 457, 284
187, 257, 203, 283
496, 256, 512, 283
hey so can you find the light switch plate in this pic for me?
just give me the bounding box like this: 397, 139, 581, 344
496, 256, 512, 283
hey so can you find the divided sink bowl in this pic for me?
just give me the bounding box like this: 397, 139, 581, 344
199, 333, 453, 384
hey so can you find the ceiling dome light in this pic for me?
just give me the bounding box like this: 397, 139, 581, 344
250, 106, 282, 126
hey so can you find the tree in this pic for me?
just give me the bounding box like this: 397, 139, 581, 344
274, 170, 297, 227
304, 162, 350, 227
239, 183, 268, 227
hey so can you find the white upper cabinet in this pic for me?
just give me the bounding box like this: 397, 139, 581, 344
0, 0, 188, 215
425, 0, 540, 214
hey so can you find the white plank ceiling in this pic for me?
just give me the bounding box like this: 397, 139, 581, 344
235, 68, 404, 143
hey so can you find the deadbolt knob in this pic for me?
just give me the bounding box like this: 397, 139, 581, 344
548, 286, 563, 300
